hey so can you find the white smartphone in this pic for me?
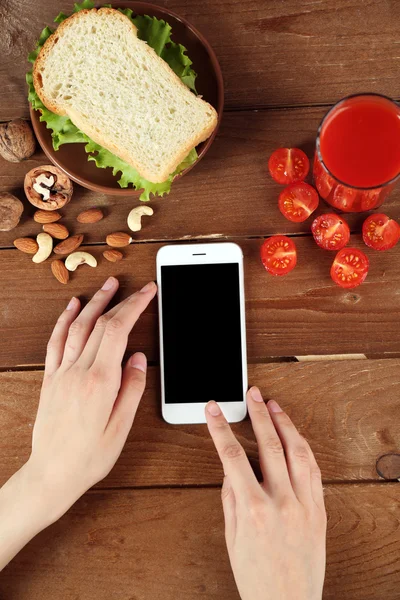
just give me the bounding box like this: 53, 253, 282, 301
157, 242, 248, 424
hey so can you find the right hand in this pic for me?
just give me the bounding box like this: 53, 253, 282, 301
206, 387, 327, 600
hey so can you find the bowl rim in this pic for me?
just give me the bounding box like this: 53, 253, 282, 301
30, 0, 224, 196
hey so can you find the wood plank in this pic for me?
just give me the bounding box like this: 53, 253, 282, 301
2, 0, 400, 117
1, 360, 399, 487
0, 237, 400, 368
1, 108, 400, 247
0, 484, 399, 599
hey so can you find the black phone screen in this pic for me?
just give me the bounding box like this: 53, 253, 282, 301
161, 263, 244, 403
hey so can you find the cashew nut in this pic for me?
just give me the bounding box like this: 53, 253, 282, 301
127, 205, 153, 232
32, 232, 53, 264
65, 251, 97, 272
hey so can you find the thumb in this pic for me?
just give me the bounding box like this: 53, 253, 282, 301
106, 352, 147, 441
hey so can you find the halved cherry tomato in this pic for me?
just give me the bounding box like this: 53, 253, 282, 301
311, 213, 350, 251
278, 182, 319, 223
362, 213, 400, 251
268, 148, 309, 185
330, 248, 369, 289
260, 235, 297, 276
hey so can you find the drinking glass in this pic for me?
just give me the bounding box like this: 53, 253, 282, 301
314, 93, 400, 212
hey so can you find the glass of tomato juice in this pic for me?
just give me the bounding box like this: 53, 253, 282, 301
314, 93, 400, 212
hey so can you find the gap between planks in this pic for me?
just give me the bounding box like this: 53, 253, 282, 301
0, 231, 318, 252
2, 354, 400, 373
222, 98, 400, 112
88, 479, 396, 493
0, 226, 388, 251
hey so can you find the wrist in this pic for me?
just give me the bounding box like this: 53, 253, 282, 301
22, 457, 78, 527
0, 461, 58, 569
4, 462, 56, 534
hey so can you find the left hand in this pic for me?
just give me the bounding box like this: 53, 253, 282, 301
0, 277, 157, 570
28, 277, 157, 523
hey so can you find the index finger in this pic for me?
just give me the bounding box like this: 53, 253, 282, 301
206, 401, 262, 501
246, 387, 293, 499
93, 281, 157, 369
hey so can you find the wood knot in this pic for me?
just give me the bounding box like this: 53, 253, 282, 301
343, 292, 361, 304
376, 453, 400, 480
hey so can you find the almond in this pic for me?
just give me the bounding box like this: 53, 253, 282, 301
106, 232, 133, 247
34, 210, 62, 224
103, 249, 123, 262
13, 237, 39, 254
42, 223, 70, 239
77, 208, 104, 224
51, 259, 69, 284
53, 234, 84, 255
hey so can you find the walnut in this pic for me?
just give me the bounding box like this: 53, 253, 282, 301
24, 165, 73, 211
0, 192, 24, 231
0, 119, 36, 163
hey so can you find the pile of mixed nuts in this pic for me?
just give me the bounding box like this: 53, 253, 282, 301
0, 119, 153, 285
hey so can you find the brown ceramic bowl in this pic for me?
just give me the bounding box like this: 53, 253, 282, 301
30, 1, 224, 196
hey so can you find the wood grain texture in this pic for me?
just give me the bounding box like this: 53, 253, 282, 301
1, 2, 399, 598
1, 237, 400, 368
1, 360, 399, 487
2, 0, 400, 117
1, 107, 400, 247
1, 484, 399, 600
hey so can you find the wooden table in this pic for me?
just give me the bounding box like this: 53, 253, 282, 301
1, 1, 400, 598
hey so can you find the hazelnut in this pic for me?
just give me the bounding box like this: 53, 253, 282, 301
24, 165, 73, 211
0, 119, 36, 163
0, 192, 24, 231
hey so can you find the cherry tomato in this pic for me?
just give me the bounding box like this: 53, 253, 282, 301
268, 148, 310, 185
331, 185, 357, 212
260, 235, 297, 276
362, 213, 400, 251
311, 213, 350, 251
278, 182, 319, 223
330, 248, 369, 289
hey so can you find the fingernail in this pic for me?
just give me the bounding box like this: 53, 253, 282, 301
268, 400, 283, 413
207, 401, 221, 417
66, 297, 76, 310
128, 352, 147, 373
250, 386, 264, 402
140, 281, 156, 293
102, 277, 116, 291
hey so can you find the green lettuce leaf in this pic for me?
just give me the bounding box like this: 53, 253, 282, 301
73, 0, 96, 11
27, 2, 198, 200
54, 13, 69, 24
28, 26, 53, 63
161, 43, 197, 92
55, 0, 96, 23
86, 140, 197, 202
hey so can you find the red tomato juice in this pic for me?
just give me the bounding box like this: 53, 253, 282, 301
319, 95, 400, 188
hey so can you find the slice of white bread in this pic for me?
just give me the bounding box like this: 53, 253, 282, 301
33, 8, 218, 183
